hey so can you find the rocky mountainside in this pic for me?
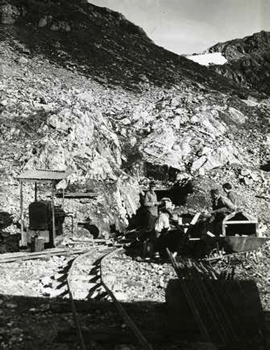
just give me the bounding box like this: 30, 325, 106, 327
1, 0, 270, 237
206, 31, 270, 95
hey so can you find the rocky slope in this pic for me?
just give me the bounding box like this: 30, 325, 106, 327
1, 0, 270, 237
206, 31, 270, 95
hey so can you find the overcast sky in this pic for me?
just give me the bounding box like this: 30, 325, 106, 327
89, 0, 270, 55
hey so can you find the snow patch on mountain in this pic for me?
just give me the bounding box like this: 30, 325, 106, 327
186, 52, 227, 66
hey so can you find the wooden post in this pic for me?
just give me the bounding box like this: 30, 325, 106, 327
20, 180, 27, 246
51, 181, 56, 247
62, 188, 65, 208
34, 182, 37, 202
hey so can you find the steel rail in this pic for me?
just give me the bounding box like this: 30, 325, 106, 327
66, 246, 116, 349
100, 248, 154, 350
66, 246, 153, 350
66, 250, 95, 350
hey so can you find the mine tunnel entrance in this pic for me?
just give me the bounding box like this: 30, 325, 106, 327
154, 180, 193, 206
129, 178, 194, 231
144, 163, 194, 206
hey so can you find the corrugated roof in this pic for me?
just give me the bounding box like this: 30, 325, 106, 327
18, 169, 73, 182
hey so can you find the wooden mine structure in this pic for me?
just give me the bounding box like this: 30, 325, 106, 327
17, 169, 72, 248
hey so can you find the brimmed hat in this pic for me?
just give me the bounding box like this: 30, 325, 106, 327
160, 206, 173, 217
160, 197, 171, 203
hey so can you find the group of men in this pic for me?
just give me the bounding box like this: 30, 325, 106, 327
142, 181, 238, 257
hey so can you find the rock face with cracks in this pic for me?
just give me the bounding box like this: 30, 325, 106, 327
207, 31, 270, 96
1, 1, 270, 236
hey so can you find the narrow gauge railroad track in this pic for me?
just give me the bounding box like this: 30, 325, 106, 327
65, 245, 153, 350
0, 237, 155, 349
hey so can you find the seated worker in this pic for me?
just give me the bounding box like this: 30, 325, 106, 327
222, 182, 238, 209
211, 188, 236, 213
154, 205, 171, 237
153, 203, 172, 258
144, 181, 161, 231
210, 188, 236, 236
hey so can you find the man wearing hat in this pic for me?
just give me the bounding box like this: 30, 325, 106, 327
144, 181, 161, 231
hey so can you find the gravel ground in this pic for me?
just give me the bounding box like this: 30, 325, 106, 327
0, 241, 270, 349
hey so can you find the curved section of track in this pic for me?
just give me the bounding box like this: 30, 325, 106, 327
66, 246, 153, 350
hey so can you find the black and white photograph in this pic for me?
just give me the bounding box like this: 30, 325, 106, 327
0, 0, 270, 349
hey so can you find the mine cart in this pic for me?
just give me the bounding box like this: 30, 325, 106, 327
215, 211, 269, 253
181, 211, 269, 256
222, 211, 257, 236
17, 169, 72, 249
205, 211, 269, 254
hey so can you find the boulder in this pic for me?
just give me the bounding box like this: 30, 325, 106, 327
0, 4, 20, 24
191, 156, 207, 173
50, 21, 71, 32
140, 126, 175, 158
203, 145, 241, 171
38, 16, 53, 28
178, 136, 192, 159
228, 107, 247, 124
78, 91, 94, 104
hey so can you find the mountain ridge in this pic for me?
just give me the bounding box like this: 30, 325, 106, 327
1, 1, 270, 236
206, 30, 270, 95
1, 0, 260, 96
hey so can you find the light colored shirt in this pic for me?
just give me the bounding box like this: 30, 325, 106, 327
155, 212, 170, 233
144, 191, 158, 216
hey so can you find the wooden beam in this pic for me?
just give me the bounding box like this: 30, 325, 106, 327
0, 248, 89, 263
20, 180, 27, 247
34, 182, 37, 201
51, 182, 56, 247
62, 188, 65, 208
224, 221, 257, 225
190, 212, 201, 226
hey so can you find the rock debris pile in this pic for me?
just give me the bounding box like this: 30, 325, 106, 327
1, 0, 270, 236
